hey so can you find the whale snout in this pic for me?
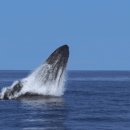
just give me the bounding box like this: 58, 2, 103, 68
46, 44, 69, 68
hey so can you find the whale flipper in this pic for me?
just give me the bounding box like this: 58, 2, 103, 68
2, 81, 23, 99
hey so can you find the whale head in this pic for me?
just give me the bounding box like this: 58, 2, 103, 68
41, 44, 69, 83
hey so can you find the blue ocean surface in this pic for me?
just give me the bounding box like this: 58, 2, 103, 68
0, 70, 130, 130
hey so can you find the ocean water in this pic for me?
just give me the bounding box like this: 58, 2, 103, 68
0, 70, 130, 130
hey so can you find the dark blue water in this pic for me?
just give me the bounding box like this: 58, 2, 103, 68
0, 70, 130, 130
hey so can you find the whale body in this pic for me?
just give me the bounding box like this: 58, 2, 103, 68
0, 45, 69, 99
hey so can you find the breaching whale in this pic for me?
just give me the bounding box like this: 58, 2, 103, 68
0, 45, 69, 99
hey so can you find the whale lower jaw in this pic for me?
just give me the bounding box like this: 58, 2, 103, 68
0, 45, 69, 100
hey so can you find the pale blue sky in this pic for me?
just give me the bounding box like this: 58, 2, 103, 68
0, 0, 130, 70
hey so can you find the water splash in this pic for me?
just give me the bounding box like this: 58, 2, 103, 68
0, 62, 66, 99
21, 63, 66, 96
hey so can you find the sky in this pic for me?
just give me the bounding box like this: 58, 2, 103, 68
0, 0, 130, 70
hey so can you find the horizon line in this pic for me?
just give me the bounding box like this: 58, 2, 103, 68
0, 69, 130, 71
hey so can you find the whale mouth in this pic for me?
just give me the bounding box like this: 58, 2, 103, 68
0, 44, 69, 99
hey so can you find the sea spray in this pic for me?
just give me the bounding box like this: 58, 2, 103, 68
0, 63, 66, 99
21, 64, 66, 96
